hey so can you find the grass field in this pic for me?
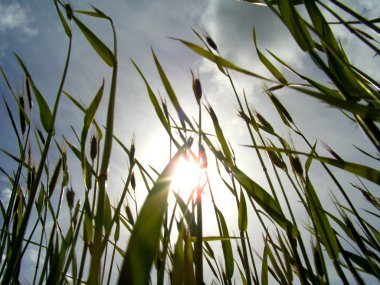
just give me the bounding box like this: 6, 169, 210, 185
0, 0, 379, 284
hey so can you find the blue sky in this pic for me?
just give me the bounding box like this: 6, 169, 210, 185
1, 0, 379, 283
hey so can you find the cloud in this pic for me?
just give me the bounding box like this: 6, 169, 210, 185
0, 2, 38, 37
0, 187, 12, 208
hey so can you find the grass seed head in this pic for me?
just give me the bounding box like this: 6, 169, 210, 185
27, 166, 35, 193
49, 158, 62, 198
25, 78, 32, 110
266, 150, 287, 171
322, 142, 343, 161
65, 3, 73, 20
66, 187, 75, 210
238, 111, 251, 124
131, 171, 136, 190
255, 111, 273, 132
206, 36, 218, 51
161, 98, 169, 121
61, 149, 69, 187
191, 69, 202, 105
90, 135, 97, 162
290, 155, 303, 178
19, 96, 26, 135
199, 144, 208, 169
129, 141, 135, 166
125, 204, 134, 225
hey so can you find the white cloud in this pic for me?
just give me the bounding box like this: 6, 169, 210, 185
0, 186, 12, 207
0, 2, 38, 36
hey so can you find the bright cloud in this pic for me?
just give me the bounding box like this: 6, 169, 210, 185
0, 2, 38, 36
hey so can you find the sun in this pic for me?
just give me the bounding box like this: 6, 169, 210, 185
171, 154, 205, 201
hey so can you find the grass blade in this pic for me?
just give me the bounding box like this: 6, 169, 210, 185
73, 16, 115, 67
117, 144, 186, 285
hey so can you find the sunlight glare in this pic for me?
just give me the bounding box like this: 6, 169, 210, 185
171, 155, 204, 200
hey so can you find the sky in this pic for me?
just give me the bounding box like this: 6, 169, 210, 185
0, 0, 379, 284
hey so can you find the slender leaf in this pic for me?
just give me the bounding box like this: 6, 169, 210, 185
73, 16, 115, 67
117, 145, 186, 285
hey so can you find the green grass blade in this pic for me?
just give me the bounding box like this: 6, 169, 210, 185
252, 145, 380, 185
172, 38, 271, 81
54, 0, 71, 38
230, 164, 296, 235
131, 60, 179, 147
253, 28, 287, 84
238, 190, 248, 232
15, 54, 53, 132
278, 0, 314, 51
206, 106, 233, 163
117, 145, 186, 285
305, 178, 339, 261
171, 224, 185, 285
261, 240, 269, 285
151, 49, 193, 130
73, 16, 115, 67
216, 208, 234, 280
80, 81, 104, 188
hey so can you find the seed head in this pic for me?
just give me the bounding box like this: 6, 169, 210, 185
65, 4, 73, 20
255, 111, 273, 132
49, 158, 62, 198
238, 111, 250, 124
191, 70, 202, 105
129, 141, 135, 166
25, 78, 33, 110
27, 165, 35, 192
90, 135, 97, 162
290, 155, 303, 178
199, 144, 208, 169
206, 36, 218, 51
19, 96, 26, 135
322, 142, 343, 161
125, 204, 134, 225
66, 187, 75, 210
131, 171, 136, 190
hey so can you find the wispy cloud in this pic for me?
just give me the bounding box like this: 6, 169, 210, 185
0, 2, 38, 37
0, 186, 12, 208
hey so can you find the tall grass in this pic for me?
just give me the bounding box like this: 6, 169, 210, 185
0, 0, 379, 284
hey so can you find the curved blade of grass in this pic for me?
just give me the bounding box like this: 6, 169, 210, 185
15, 54, 52, 132
278, 0, 314, 51
171, 38, 271, 81
230, 163, 296, 235
2, 97, 22, 151
216, 208, 234, 280
73, 16, 115, 67
238, 190, 248, 232
80, 81, 103, 188
184, 227, 196, 284
151, 49, 194, 130
252, 145, 380, 185
266, 91, 293, 127
131, 60, 180, 148
305, 178, 340, 261
342, 250, 380, 277
261, 240, 269, 285
253, 28, 287, 84
206, 106, 233, 163
171, 223, 185, 285
117, 145, 186, 285
54, 0, 71, 38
